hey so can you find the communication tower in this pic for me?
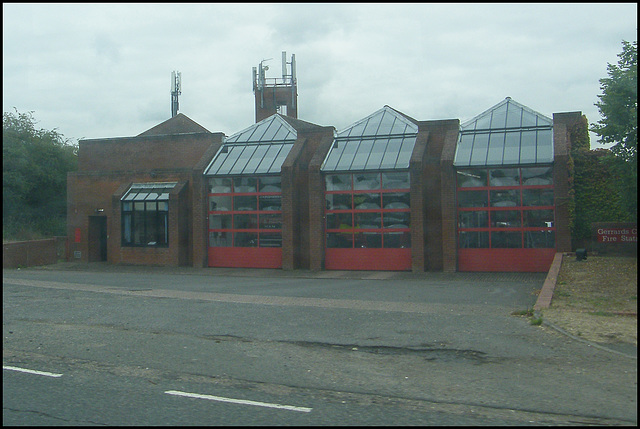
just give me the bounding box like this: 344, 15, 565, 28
252, 52, 297, 122
171, 71, 182, 117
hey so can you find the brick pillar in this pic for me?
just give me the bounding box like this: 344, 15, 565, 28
440, 126, 460, 272
553, 111, 583, 253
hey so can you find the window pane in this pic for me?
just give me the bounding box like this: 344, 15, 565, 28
350, 139, 374, 170
133, 210, 144, 245
491, 210, 521, 227
325, 174, 352, 191
455, 133, 474, 166
335, 140, 358, 171
354, 193, 380, 210
242, 145, 270, 175
327, 212, 353, 229
469, 133, 489, 165
486, 132, 505, 165
355, 232, 382, 248
144, 209, 158, 245
457, 169, 487, 187
382, 171, 409, 189
210, 231, 231, 247
458, 190, 487, 208
383, 192, 410, 209
525, 231, 555, 248
210, 195, 232, 211
327, 232, 352, 248
326, 193, 352, 210
354, 173, 380, 190
520, 131, 537, 164
523, 209, 554, 227
384, 232, 410, 248
233, 177, 257, 193
366, 139, 389, 170
523, 188, 554, 206
234, 214, 258, 229
259, 176, 281, 192
489, 168, 520, 187
380, 138, 403, 169
259, 232, 282, 247
234, 232, 258, 247
536, 129, 554, 163
383, 212, 410, 229
522, 166, 553, 185
122, 202, 132, 211
355, 212, 381, 229
491, 231, 522, 248
260, 213, 282, 229
209, 214, 232, 229
490, 189, 520, 207
459, 231, 489, 248
234, 195, 257, 211
122, 213, 132, 244
458, 211, 488, 228
159, 212, 168, 246
396, 137, 415, 168
503, 132, 520, 164
259, 195, 281, 211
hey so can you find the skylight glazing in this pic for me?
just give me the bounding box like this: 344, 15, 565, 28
321, 106, 418, 172
454, 98, 553, 167
121, 182, 177, 201
205, 115, 297, 176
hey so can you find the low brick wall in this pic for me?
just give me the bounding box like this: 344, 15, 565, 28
3, 237, 67, 269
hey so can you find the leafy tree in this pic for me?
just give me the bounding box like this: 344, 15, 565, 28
590, 40, 637, 220
3, 109, 78, 239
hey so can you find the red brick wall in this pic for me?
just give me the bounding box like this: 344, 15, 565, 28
68, 131, 222, 267
440, 127, 461, 272
282, 127, 335, 270
191, 142, 224, 267
3, 237, 66, 268
419, 119, 460, 272
409, 130, 429, 272
255, 86, 298, 122
553, 111, 583, 253
308, 134, 337, 271
78, 133, 222, 172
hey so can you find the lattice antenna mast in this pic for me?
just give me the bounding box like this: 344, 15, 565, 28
171, 71, 182, 117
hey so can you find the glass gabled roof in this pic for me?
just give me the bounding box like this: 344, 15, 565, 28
121, 182, 178, 201
204, 115, 297, 176
321, 106, 418, 172
454, 98, 554, 167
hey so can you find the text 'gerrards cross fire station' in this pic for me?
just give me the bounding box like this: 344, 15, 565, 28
67, 52, 584, 273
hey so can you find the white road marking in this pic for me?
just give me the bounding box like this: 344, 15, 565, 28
164, 390, 312, 413
3, 365, 63, 378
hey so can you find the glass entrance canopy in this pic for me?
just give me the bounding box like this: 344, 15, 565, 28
321, 106, 418, 172
454, 98, 553, 167
121, 182, 178, 201
204, 114, 297, 176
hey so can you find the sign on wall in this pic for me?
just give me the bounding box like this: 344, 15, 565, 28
591, 222, 637, 255
596, 227, 637, 243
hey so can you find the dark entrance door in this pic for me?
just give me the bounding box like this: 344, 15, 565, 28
88, 216, 107, 262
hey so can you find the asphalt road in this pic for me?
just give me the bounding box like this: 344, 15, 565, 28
3, 265, 637, 425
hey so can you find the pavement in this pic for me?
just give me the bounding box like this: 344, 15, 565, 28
27, 257, 636, 359
5, 259, 637, 424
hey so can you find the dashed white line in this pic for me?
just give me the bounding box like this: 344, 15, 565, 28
164, 390, 312, 413
3, 365, 63, 378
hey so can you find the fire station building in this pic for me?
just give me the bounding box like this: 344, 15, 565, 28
67, 56, 585, 273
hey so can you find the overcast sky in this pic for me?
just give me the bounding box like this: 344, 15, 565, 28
3, 3, 637, 149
